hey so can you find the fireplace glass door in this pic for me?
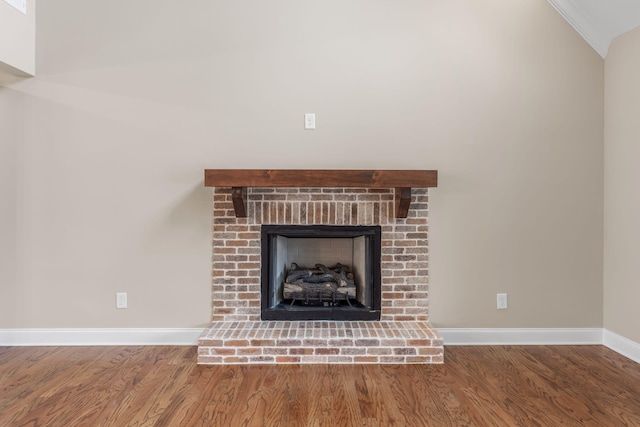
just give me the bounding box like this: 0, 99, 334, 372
261, 225, 381, 321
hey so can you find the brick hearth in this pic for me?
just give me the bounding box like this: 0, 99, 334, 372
198, 181, 443, 364
198, 321, 442, 364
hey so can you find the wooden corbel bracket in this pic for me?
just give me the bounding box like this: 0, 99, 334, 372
394, 187, 413, 219
231, 187, 247, 218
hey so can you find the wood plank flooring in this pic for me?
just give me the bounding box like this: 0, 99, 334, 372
1, 345, 639, 426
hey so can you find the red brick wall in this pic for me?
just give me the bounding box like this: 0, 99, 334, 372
211, 187, 430, 322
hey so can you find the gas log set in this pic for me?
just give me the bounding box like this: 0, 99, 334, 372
283, 263, 357, 306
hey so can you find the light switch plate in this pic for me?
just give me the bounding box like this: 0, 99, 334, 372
304, 113, 316, 130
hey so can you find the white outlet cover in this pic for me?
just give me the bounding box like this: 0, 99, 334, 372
497, 293, 508, 310
4, 0, 26, 14
116, 293, 127, 309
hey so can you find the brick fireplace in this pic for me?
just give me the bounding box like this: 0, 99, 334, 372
198, 170, 444, 364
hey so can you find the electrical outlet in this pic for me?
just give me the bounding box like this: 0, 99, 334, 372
116, 292, 127, 309
497, 293, 508, 310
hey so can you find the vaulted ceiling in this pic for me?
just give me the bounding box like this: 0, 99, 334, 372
2, 0, 640, 86
547, 0, 640, 57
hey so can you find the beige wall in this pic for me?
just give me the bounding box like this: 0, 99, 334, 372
604, 26, 640, 342
0, 0, 35, 79
0, 88, 22, 327
0, 0, 604, 329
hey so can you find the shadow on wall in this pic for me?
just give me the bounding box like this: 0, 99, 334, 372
141, 182, 212, 254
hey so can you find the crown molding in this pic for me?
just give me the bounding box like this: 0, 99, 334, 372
547, 0, 640, 58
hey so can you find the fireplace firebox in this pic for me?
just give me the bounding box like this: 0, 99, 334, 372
261, 225, 381, 321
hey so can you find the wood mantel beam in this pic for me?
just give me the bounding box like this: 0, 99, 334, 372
204, 169, 437, 189
204, 169, 438, 218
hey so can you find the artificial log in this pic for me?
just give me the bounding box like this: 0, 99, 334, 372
283, 263, 356, 303
283, 282, 356, 303
285, 263, 353, 287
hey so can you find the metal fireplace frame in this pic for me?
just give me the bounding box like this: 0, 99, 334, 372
260, 225, 382, 321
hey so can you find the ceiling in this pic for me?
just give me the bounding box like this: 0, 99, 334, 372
2, 0, 640, 86
547, 0, 640, 57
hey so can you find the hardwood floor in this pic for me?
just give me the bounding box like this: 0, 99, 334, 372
1, 345, 639, 426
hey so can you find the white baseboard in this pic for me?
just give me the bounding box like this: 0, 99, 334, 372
0, 328, 205, 346
603, 329, 640, 364
2, 328, 639, 365
438, 328, 603, 345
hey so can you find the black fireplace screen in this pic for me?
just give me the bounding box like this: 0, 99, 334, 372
260, 225, 381, 321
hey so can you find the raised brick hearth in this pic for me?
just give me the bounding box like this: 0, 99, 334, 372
198, 179, 443, 364
199, 321, 442, 364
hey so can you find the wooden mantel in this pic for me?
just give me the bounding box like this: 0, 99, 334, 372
204, 169, 438, 219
